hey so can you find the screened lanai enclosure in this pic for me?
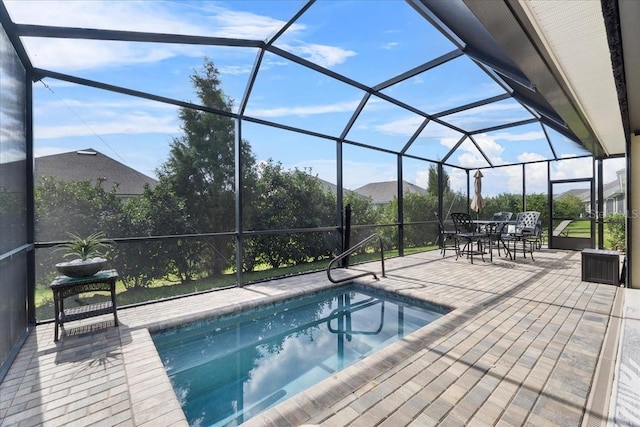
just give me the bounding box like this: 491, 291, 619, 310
0, 0, 627, 378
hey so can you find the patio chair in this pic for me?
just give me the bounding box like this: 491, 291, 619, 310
492, 211, 513, 222
435, 212, 457, 257
502, 211, 541, 260
533, 217, 543, 249
450, 212, 487, 264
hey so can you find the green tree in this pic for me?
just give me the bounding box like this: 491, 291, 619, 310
248, 160, 335, 269
34, 177, 123, 285
340, 191, 386, 256
344, 191, 380, 226
525, 193, 548, 226
379, 192, 439, 251
132, 179, 213, 283
403, 192, 439, 248
157, 58, 257, 277
482, 193, 523, 219
114, 194, 163, 289
426, 164, 450, 197
553, 194, 585, 219
606, 212, 625, 250
35, 176, 122, 242
442, 190, 466, 218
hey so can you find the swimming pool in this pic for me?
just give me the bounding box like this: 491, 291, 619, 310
152, 285, 449, 427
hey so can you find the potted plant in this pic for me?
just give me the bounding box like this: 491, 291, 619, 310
54, 231, 115, 277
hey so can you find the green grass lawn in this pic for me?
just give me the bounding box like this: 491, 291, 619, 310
555, 220, 615, 248
562, 221, 591, 238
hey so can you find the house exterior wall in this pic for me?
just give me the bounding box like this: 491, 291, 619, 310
630, 135, 640, 288
606, 199, 614, 215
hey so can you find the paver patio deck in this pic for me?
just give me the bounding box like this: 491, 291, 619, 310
0, 248, 630, 426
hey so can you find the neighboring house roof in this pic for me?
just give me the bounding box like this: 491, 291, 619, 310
353, 181, 426, 205
292, 171, 338, 195
601, 180, 624, 199
316, 176, 359, 198
562, 172, 625, 202
35, 149, 157, 197
557, 188, 589, 199
292, 170, 360, 198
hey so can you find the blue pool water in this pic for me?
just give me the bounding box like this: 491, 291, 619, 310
152, 285, 449, 427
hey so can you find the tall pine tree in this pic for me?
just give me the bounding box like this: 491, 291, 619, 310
157, 58, 257, 277
426, 164, 450, 196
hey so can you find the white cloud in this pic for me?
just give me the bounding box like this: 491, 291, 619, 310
419, 122, 464, 144
517, 152, 547, 163
447, 167, 468, 194
4, 1, 312, 71
442, 101, 532, 128
35, 112, 179, 139
32, 95, 180, 140
449, 133, 550, 169
218, 64, 254, 76
602, 157, 626, 182
381, 42, 399, 50
247, 99, 361, 118
6, 1, 197, 70
34, 98, 180, 139
36, 97, 176, 112
415, 169, 430, 188
448, 136, 498, 169
283, 43, 357, 68
5, 1, 298, 39
206, 9, 304, 40
457, 151, 488, 169
440, 137, 461, 149
342, 160, 396, 189
374, 116, 424, 136
490, 130, 544, 141
23, 38, 201, 72
523, 162, 548, 193
551, 157, 593, 180
472, 134, 505, 159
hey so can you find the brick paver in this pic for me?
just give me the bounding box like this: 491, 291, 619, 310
0, 249, 621, 426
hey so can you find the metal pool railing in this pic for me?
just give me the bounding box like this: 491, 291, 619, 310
326, 233, 386, 284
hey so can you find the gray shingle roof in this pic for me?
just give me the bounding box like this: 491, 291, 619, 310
353, 181, 426, 205
35, 149, 157, 196
560, 174, 624, 201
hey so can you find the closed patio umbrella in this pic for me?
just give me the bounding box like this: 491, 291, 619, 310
471, 169, 484, 213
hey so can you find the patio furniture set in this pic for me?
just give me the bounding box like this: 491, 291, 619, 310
436, 211, 542, 264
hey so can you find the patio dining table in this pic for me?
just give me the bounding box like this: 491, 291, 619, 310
472, 219, 513, 261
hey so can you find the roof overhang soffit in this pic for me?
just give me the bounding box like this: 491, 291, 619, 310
413, 0, 610, 158
461, 0, 612, 158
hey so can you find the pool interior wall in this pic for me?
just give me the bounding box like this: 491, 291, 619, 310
152, 284, 451, 427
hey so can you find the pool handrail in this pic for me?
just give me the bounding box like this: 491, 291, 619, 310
327, 233, 386, 284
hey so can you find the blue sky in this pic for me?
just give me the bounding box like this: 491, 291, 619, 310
3, 0, 625, 196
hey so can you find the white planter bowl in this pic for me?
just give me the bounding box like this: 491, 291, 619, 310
55, 257, 107, 277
